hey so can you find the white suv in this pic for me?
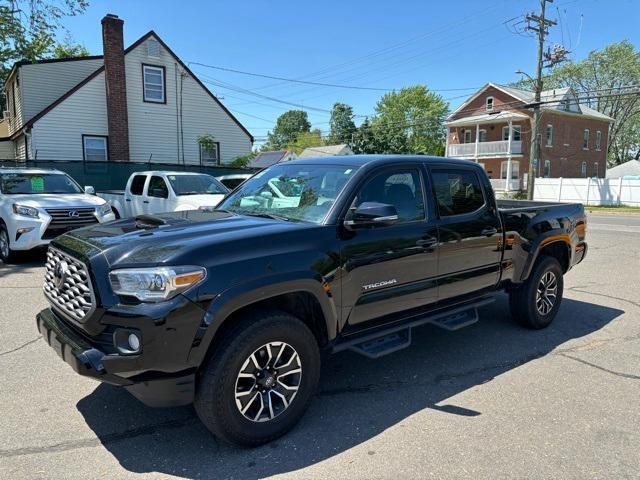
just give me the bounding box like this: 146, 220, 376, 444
0, 168, 116, 262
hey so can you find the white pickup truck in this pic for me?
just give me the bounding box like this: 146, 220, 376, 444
0, 168, 115, 262
97, 171, 230, 219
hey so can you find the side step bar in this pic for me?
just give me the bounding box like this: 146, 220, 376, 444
333, 297, 494, 359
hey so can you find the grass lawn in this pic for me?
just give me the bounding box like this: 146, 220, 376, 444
585, 205, 640, 214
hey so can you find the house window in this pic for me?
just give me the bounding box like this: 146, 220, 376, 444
581, 161, 587, 177
501, 161, 519, 180
463, 129, 472, 143
200, 142, 220, 164
478, 129, 487, 142
142, 64, 165, 103
486, 96, 494, 112
546, 124, 553, 147
543, 160, 551, 177
502, 125, 521, 141
583, 129, 590, 149
593, 162, 599, 177
596, 130, 602, 150
562, 99, 570, 111
82, 135, 108, 161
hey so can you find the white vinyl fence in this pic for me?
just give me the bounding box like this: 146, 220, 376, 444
533, 177, 640, 206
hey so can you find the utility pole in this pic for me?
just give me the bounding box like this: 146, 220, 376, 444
525, 0, 556, 200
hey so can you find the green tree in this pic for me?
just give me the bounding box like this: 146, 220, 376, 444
540, 41, 640, 165
353, 85, 448, 155
264, 110, 311, 150
287, 129, 324, 155
0, 0, 89, 108
52, 35, 90, 58
328, 102, 356, 145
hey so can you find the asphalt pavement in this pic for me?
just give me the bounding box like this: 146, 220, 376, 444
0, 213, 638, 479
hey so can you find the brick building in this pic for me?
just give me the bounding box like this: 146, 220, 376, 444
445, 83, 613, 190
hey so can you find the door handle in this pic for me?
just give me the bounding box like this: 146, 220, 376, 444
143, 200, 150, 204
481, 227, 498, 236
416, 236, 437, 248
125, 198, 131, 202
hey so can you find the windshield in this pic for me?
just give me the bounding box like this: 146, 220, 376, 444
167, 174, 229, 196
0, 173, 82, 194
218, 163, 359, 223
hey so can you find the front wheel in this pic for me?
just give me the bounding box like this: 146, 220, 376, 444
194, 311, 321, 446
0, 223, 17, 264
509, 255, 564, 329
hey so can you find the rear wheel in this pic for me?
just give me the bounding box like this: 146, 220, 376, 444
194, 311, 321, 446
0, 223, 17, 264
509, 255, 564, 329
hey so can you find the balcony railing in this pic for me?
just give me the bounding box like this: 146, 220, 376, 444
490, 178, 522, 192
448, 140, 522, 158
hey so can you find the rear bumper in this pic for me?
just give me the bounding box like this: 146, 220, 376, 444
36, 308, 195, 407
574, 242, 588, 265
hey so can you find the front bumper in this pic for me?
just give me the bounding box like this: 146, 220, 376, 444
36, 307, 196, 407
9, 211, 116, 251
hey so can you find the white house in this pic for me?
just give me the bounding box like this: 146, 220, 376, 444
0, 14, 253, 164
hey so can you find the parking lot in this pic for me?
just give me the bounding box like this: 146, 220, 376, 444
0, 213, 638, 480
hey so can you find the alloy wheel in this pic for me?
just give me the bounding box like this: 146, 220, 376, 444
536, 271, 558, 315
0, 229, 9, 259
234, 341, 302, 422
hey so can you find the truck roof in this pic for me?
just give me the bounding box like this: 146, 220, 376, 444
286, 154, 479, 168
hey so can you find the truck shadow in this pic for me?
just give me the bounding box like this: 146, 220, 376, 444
76, 295, 623, 479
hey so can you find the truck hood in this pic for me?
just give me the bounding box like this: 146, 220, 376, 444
175, 194, 226, 209
55, 210, 312, 267
7, 193, 106, 208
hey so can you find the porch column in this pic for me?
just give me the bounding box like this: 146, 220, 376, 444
474, 123, 480, 162
445, 126, 450, 157
505, 120, 513, 192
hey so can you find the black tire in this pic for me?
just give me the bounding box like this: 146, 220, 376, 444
509, 255, 564, 329
194, 310, 321, 447
112, 208, 121, 219
0, 222, 17, 264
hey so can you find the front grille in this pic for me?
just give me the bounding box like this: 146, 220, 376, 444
43, 247, 96, 322
44, 207, 99, 239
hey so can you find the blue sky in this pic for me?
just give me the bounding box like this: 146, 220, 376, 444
63, 0, 639, 145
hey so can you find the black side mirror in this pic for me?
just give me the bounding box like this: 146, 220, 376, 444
344, 202, 399, 230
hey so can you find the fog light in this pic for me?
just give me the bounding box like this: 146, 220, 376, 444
113, 328, 142, 355
15, 227, 35, 242
128, 333, 141, 351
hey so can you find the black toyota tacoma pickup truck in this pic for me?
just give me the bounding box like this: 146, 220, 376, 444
37, 155, 587, 446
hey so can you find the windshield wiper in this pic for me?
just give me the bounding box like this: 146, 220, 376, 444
242, 212, 291, 222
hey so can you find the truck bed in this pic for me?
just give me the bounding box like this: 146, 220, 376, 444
496, 199, 580, 211
98, 190, 125, 195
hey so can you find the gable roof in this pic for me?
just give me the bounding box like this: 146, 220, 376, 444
298, 144, 353, 158
605, 160, 640, 178
249, 150, 291, 168
4, 55, 104, 84
11, 31, 253, 142
447, 82, 613, 122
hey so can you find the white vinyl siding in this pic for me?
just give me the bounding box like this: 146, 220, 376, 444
19, 58, 103, 124
5, 75, 24, 135
0, 140, 14, 159
125, 36, 252, 164
30, 72, 108, 160
15, 135, 27, 160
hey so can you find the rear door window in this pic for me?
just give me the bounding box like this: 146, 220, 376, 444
431, 169, 485, 217
130, 175, 147, 196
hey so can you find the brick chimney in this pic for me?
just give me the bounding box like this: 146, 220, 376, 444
101, 14, 129, 161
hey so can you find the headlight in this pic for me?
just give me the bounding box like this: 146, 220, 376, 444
97, 203, 112, 216
109, 266, 206, 302
12, 204, 39, 218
